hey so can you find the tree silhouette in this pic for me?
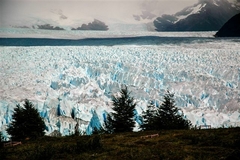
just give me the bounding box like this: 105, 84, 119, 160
140, 100, 157, 131
105, 86, 136, 133
7, 99, 45, 140
155, 91, 191, 130
0, 132, 4, 148
104, 114, 114, 134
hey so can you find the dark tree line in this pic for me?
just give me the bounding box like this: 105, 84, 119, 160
104, 87, 191, 133
6, 87, 191, 140
140, 91, 191, 131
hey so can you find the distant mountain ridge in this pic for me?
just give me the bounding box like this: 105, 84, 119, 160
154, 0, 240, 31
72, 19, 108, 31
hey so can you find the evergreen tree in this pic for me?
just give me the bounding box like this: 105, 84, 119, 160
0, 132, 4, 149
7, 99, 45, 140
140, 100, 157, 131
105, 86, 136, 133
155, 91, 191, 130
0, 132, 4, 144
74, 121, 80, 136
92, 126, 105, 135
104, 114, 114, 134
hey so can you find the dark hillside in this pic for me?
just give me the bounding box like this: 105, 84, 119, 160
154, 0, 240, 31
1, 128, 240, 160
215, 13, 240, 37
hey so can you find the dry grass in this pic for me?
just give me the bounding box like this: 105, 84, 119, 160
1, 128, 240, 160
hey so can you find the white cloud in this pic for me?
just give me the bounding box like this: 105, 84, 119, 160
0, 0, 198, 27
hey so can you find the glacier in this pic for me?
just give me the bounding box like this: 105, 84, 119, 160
0, 30, 240, 138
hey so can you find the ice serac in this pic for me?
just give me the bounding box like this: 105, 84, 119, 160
0, 36, 240, 137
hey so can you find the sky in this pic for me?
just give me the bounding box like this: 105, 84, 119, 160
1, 0, 199, 27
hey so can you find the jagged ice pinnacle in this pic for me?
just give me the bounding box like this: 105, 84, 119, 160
0, 34, 240, 138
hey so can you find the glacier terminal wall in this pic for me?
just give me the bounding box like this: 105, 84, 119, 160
0, 39, 240, 137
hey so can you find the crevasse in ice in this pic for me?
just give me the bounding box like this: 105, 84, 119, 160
0, 35, 240, 138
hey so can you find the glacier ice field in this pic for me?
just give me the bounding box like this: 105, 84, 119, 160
0, 30, 240, 138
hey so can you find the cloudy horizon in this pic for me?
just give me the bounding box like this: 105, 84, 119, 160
1, 0, 200, 28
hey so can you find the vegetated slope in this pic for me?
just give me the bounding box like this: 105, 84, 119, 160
215, 13, 240, 37
1, 128, 240, 159
154, 0, 240, 31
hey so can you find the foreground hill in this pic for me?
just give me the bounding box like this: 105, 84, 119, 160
1, 128, 240, 159
154, 0, 240, 31
215, 13, 240, 37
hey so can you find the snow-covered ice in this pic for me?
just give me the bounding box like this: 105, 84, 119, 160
0, 28, 216, 39
175, 3, 207, 23
0, 30, 240, 138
